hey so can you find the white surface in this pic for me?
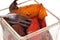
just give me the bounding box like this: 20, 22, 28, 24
0, 0, 60, 40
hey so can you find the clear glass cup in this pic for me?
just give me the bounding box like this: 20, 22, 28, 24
0, 0, 60, 40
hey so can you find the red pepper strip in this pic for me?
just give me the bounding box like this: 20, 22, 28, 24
26, 17, 40, 34
39, 18, 47, 28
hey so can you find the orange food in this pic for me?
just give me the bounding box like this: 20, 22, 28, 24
10, 4, 47, 19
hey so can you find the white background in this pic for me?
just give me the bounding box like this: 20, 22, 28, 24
0, 0, 60, 40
